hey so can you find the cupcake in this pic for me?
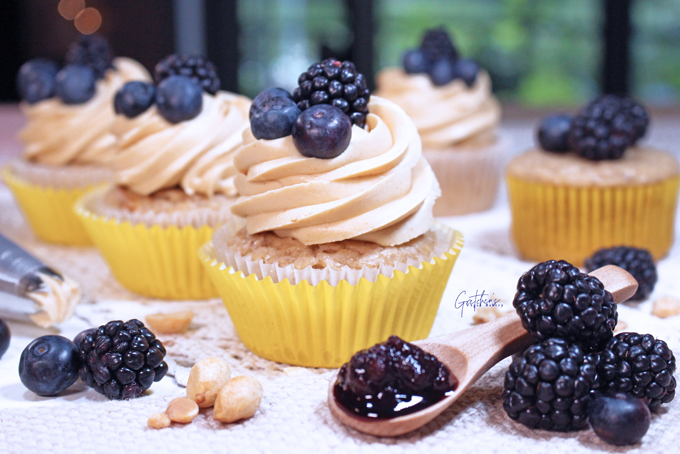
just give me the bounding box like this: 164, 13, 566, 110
3, 35, 150, 245
75, 54, 251, 299
507, 96, 680, 265
200, 59, 464, 367
375, 27, 504, 216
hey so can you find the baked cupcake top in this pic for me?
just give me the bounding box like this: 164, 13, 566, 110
510, 95, 679, 185
108, 54, 251, 197
17, 35, 150, 166
375, 28, 501, 149
231, 59, 440, 247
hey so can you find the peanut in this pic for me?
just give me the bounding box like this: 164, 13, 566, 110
213, 376, 263, 423
148, 412, 171, 429
652, 296, 680, 319
166, 397, 199, 424
186, 357, 232, 408
145, 311, 194, 334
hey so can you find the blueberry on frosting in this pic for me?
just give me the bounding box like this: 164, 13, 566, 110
55, 64, 96, 105
156, 75, 203, 124
16, 58, 58, 104
250, 88, 300, 140
114, 81, 156, 118
292, 104, 351, 159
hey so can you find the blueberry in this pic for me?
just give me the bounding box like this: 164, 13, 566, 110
19, 335, 81, 396
16, 59, 58, 104
114, 81, 156, 118
452, 58, 480, 87
403, 49, 430, 74
292, 104, 351, 159
538, 114, 573, 152
589, 392, 650, 446
249, 87, 293, 119
156, 75, 203, 124
429, 58, 457, 86
250, 96, 301, 140
55, 64, 96, 105
0, 319, 10, 359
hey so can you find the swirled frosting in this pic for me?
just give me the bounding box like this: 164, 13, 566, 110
231, 96, 440, 246
18, 57, 150, 166
109, 91, 251, 197
375, 68, 501, 149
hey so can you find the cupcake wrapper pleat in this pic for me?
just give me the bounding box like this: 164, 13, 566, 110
507, 174, 680, 265
199, 225, 464, 368
2, 166, 96, 246
75, 189, 218, 299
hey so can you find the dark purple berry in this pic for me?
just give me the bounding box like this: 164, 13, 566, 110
65, 34, 114, 80
429, 58, 457, 86
154, 53, 220, 95
114, 81, 156, 118
249, 87, 292, 119
585, 246, 657, 300
55, 64, 96, 105
589, 392, 650, 445
452, 58, 479, 87
16, 59, 58, 104
19, 335, 80, 396
250, 95, 301, 140
292, 104, 351, 159
0, 319, 10, 359
538, 114, 573, 152
156, 75, 203, 124
403, 49, 430, 74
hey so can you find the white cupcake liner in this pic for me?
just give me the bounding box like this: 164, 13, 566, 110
211, 222, 457, 286
9, 159, 113, 189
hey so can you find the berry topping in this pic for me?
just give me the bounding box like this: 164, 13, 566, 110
503, 338, 598, 431
65, 34, 114, 80
513, 260, 618, 351
16, 58, 58, 104
154, 54, 220, 95
585, 247, 657, 301
537, 114, 573, 152
156, 75, 203, 124
114, 81, 156, 118
452, 58, 480, 88
334, 336, 457, 419
402, 49, 430, 74
568, 95, 649, 161
250, 89, 300, 140
0, 318, 10, 360
249, 87, 293, 119
19, 335, 80, 396
429, 58, 457, 87
293, 58, 370, 128
595, 332, 676, 411
55, 64, 96, 105
588, 392, 651, 445
292, 104, 351, 159
77, 319, 168, 400
420, 27, 459, 65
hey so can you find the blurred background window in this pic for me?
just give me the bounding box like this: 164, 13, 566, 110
1, 0, 678, 109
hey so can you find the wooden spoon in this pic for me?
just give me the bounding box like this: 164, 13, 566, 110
328, 265, 638, 437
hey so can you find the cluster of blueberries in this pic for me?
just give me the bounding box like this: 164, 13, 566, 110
17, 59, 99, 106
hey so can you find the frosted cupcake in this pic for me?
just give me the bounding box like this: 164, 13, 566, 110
4, 35, 150, 245
200, 59, 464, 367
75, 54, 251, 299
507, 96, 680, 265
376, 28, 504, 216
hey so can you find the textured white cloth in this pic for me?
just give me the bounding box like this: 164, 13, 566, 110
0, 122, 679, 453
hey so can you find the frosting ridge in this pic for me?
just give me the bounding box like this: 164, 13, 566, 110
231, 96, 440, 246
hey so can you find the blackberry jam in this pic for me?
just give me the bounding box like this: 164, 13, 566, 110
334, 336, 457, 419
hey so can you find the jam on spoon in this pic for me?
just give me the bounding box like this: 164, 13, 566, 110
334, 336, 458, 419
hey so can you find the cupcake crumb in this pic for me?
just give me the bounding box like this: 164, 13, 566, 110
652, 296, 680, 319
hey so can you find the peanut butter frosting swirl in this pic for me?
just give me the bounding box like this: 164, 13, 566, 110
18, 57, 150, 166
109, 91, 251, 197
231, 96, 440, 247
375, 68, 501, 149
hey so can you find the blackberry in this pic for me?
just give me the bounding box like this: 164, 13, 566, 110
596, 332, 676, 411
585, 246, 657, 301
292, 58, 370, 128
154, 54, 220, 95
502, 338, 598, 431
419, 27, 459, 65
334, 336, 457, 419
65, 34, 114, 80
513, 260, 617, 351
77, 319, 168, 400
568, 95, 649, 161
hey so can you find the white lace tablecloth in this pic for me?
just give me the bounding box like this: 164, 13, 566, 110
0, 118, 679, 453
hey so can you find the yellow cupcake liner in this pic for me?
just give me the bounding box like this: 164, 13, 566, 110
2, 166, 96, 246
74, 188, 219, 300
199, 225, 464, 368
507, 174, 680, 265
